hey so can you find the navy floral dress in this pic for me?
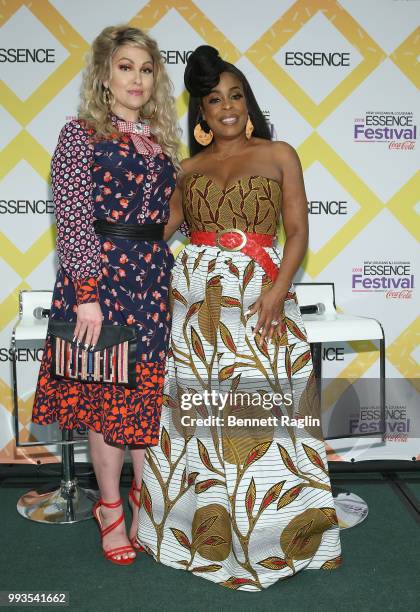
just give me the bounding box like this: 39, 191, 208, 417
32, 115, 176, 447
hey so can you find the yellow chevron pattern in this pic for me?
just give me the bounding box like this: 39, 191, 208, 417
1, 0, 418, 462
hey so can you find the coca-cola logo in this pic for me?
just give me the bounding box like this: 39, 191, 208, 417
389, 141, 415, 150
385, 289, 412, 299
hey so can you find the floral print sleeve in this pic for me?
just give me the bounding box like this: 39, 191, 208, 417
178, 220, 190, 237
74, 277, 99, 304
51, 120, 101, 304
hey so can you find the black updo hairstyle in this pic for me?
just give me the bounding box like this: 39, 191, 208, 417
184, 45, 271, 156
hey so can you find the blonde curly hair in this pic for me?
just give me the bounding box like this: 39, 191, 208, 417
78, 25, 181, 165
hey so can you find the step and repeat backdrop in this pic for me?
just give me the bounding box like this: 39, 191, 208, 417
1, 0, 419, 464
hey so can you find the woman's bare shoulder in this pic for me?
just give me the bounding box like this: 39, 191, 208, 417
177, 152, 208, 185
176, 157, 196, 188
179, 157, 195, 173
252, 137, 297, 156
271, 140, 301, 163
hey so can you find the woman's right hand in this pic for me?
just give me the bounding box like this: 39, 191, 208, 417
73, 302, 104, 349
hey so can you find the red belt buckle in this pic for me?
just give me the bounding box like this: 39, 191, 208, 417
215, 229, 247, 252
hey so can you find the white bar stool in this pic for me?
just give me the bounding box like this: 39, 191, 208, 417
11, 290, 98, 524
294, 282, 386, 529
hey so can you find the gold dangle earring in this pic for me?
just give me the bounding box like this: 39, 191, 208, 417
194, 115, 213, 146
246, 115, 254, 139
103, 87, 111, 110
194, 123, 213, 146
139, 102, 157, 122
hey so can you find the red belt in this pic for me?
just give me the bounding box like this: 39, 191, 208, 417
190, 230, 279, 281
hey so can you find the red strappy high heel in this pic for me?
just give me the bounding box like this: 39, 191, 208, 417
128, 479, 146, 552
93, 498, 136, 565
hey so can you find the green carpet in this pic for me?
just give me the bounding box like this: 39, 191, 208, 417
0, 474, 419, 612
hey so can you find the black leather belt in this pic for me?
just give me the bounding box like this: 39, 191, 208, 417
93, 220, 165, 241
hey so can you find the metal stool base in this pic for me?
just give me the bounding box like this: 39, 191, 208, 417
17, 478, 99, 524
333, 488, 369, 529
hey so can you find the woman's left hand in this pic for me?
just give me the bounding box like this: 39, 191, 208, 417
246, 288, 287, 347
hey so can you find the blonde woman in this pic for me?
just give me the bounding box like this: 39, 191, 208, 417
32, 25, 180, 565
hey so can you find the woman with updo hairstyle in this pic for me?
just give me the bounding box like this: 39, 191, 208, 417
32, 25, 180, 565
138, 45, 341, 589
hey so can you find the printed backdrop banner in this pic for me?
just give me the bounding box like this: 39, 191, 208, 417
0, 0, 419, 464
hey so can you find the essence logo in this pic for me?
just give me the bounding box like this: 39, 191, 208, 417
0, 200, 54, 214
0, 48, 56, 63
323, 347, 344, 361
284, 51, 350, 67
354, 112, 416, 149
352, 261, 414, 299
350, 406, 410, 440
308, 200, 348, 215
0, 348, 44, 362
160, 50, 193, 65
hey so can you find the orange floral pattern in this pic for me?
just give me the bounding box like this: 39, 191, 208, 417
32, 340, 165, 447
74, 277, 99, 304
31, 116, 176, 446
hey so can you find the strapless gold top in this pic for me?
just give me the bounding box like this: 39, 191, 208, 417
183, 173, 282, 234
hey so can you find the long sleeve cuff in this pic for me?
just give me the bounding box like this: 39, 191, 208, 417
179, 221, 190, 237
74, 277, 99, 304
